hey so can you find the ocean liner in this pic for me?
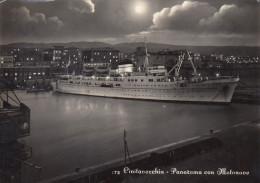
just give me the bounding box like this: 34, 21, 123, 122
51, 45, 239, 103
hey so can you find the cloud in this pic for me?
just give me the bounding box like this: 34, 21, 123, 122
2, 6, 64, 42
199, 4, 259, 34
10, 6, 46, 23
150, 0, 260, 35
67, 0, 95, 13
10, 6, 63, 27
0, 0, 258, 45
48, 16, 63, 28
151, 1, 216, 31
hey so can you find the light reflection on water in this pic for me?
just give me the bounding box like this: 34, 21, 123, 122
12, 90, 259, 180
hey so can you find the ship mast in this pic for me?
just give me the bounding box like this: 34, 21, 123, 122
144, 36, 149, 72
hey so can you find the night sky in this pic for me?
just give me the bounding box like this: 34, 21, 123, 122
0, 0, 259, 46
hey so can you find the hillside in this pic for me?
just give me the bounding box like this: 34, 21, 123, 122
113, 42, 260, 56
1, 42, 259, 56
1, 42, 112, 49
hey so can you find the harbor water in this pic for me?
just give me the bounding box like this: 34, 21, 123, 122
13, 90, 259, 180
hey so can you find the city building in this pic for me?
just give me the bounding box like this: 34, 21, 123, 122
0, 66, 51, 87
43, 46, 64, 67
135, 47, 184, 69
43, 46, 81, 68
13, 48, 43, 67
0, 47, 44, 67
82, 47, 120, 69
0, 55, 14, 68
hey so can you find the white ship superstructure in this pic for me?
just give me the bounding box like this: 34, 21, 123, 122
51, 48, 239, 103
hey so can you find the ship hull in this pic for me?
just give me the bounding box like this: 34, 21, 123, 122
51, 77, 238, 103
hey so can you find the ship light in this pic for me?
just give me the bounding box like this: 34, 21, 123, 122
20, 123, 29, 131
216, 73, 220, 77
106, 76, 110, 80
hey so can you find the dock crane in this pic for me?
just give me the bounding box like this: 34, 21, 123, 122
167, 50, 198, 79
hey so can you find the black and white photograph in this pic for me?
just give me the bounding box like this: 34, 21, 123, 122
0, 0, 259, 182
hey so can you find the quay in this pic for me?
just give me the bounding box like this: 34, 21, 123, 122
40, 120, 260, 183
40, 136, 222, 183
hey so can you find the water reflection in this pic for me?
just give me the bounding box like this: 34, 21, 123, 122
13, 91, 259, 180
